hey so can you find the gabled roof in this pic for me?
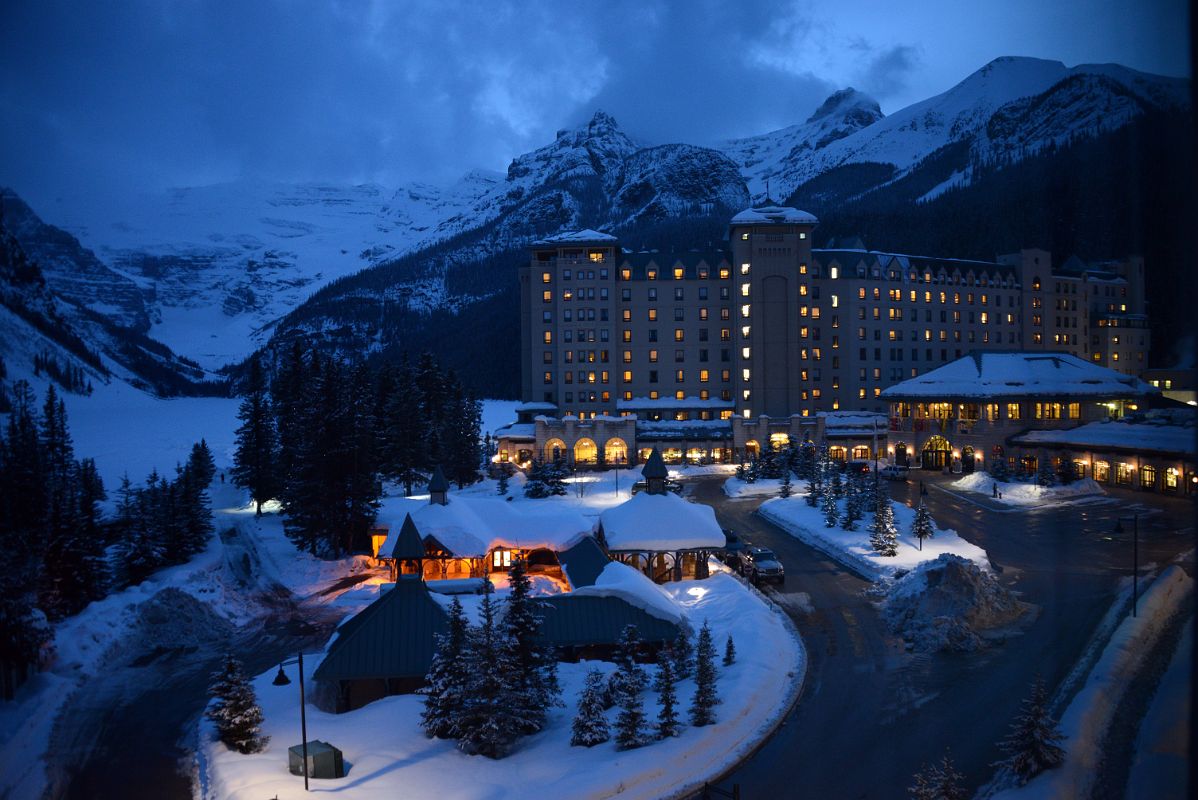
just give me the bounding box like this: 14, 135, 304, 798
730, 205, 818, 225
641, 447, 668, 480
534, 229, 618, 245
557, 536, 610, 589
599, 491, 725, 551
880, 352, 1158, 400
535, 594, 680, 648
313, 579, 448, 682
384, 514, 425, 561
428, 465, 450, 493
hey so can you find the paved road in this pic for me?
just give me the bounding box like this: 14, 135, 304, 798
697, 475, 1194, 799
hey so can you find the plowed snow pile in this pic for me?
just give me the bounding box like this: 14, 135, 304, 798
884, 554, 1025, 652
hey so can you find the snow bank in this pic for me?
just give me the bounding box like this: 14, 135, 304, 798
599, 491, 726, 551
884, 554, 1025, 652
759, 496, 990, 581
991, 566, 1194, 799
199, 572, 806, 800
723, 477, 786, 498
952, 472, 1105, 507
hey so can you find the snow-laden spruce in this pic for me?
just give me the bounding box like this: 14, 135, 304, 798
206, 654, 268, 754
994, 676, 1065, 784
570, 670, 610, 748
690, 620, 719, 727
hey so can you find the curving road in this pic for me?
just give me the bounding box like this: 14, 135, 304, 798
695, 475, 1194, 799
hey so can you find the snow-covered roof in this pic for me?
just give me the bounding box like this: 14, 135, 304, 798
515, 401, 557, 412
818, 411, 887, 432
534, 228, 618, 245
494, 422, 535, 440
570, 562, 685, 626
379, 496, 594, 558
617, 395, 734, 409
1011, 417, 1197, 458
880, 353, 1158, 400
599, 492, 725, 551
730, 205, 818, 225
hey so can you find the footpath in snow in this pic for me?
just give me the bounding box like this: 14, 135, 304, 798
199, 571, 805, 800
988, 566, 1194, 799
950, 472, 1105, 508
757, 492, 990, 582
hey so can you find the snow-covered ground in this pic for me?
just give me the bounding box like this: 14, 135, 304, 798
758, 493, 990, 581
989, 566, 1194, 799
198, 571, 805, 800
1125, 614, 1192, 799
723, 476, 788, 498
950, 472, 1105, 508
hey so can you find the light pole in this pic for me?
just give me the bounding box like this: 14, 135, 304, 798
273, 652, 311, 791
1114, 514, 1140, 617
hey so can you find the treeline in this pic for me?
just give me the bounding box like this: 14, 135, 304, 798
233, 345, 482, 558
32, 351, 93, 395
0, 381, 215, 693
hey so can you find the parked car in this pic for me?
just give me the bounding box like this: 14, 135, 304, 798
738, 546, 785, 585
721, 528, 745, 565
845, 459, 871, 474
879, 464, 910, 481
630, 478, 683, 495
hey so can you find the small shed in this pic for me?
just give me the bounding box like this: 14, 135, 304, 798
288, 740, 345, 779
557, 535, 610, 589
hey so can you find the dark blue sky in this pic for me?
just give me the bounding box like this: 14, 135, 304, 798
0, 0, 1189, 216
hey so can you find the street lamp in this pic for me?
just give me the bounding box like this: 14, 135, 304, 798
1113, 514, 1140, 617
274, 652, 312, 791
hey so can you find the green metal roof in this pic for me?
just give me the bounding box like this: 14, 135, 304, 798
428, 465, 450, 493
535, 594, 680, 648
386, 514, 425, 561
313, 578, 448, 682
557, 536, 609, 589
641, 447, 668, 480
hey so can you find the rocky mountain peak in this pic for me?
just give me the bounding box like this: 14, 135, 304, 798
806, 88, 883, 126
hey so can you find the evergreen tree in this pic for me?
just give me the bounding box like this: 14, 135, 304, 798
205, 654, 268, 754
570, 669, 610, 747
990, 458, 1010, 482
190, 439, 217, 487
496, 468, 509, 496
841, 475, 860, 531
114, 474, 166, 586
654, 653, 681, 739
912, 502, 935, 550
614, 677, 650, 750
416, 353, 449, 468
382, 355, 425, 496
995, 676, 1065, 784
545, 458, 569, 496
869, 495, 899, 557
523, 459, 551, 498
778, 470, 793, 499
829, 469, 844, 500
501, 559, 559, 732
672, 625, 694, 680
908, 752, 966, 800
821, 478, 839, 528
689, 620, 718, 727
723, 635, 736, 666
456, 588, 522, 758
232, 353, 279, 515
422, 597, 471, 739
444, 376, 483, 488
1036, 458, 1057, 487
607, 624, 648, 708
805, 454, 823, 507
271, 339, 308, 488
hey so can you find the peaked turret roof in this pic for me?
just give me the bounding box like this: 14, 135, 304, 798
386, 514, 425, 561
428, 465, 450, 493
641, 447, 668, 480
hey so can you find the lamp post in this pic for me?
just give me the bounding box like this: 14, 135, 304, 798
273, 652, 311, 791
1114, 514, 1140, 617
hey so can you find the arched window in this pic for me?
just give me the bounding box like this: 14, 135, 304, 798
604, 437, 628, 465
544, 438, 566, 463
744, 440, 760, 459
574, 438, 598, 464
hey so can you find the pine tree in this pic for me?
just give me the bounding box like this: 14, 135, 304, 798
615, 678, 650, 750
570, 669, 610, 747
1036, 458, 1057, 487
805, 455, 822, 507
912, 502, 935, 550
444, 376, 482, 489
190, 439, 217, 489
523, 459, 551, 499
778, 469, 793, 499
456, 588, 522, 758
607, 624, 648, 708
690, 620, 718, 727
422, 596, 470, 739
205, 654, 268, 754
869, 495, 899, 556
995, 676, 1065, 784
829, 469, 843, 499
654, 654, 681, 739
723, 635, 736, 666
545, 458, 569, 496
500, 559, 559, 733
672, 625, 694, 680
381, 355, 425, 496
496, 469, 509, 496
821, 478, 839, 528
232, 354, 279, 515
841, 475, 860, 531
990, 458, 1010, 482
909, 752, 966, 800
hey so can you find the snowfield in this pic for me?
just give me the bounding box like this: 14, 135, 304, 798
758, 493, 990, 582
951, 472, 1106, 508
198, 572, 806, 800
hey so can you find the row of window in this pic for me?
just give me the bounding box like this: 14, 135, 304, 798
893, 402, 1082, 421
545, 368, 733, 385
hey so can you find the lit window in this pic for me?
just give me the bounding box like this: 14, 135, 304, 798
741, 283, 750, 297
740, 263, 750, 275
543, 331, 552, 344
741, 304, 751, 318
542, 272, 551, 283
741, 347, 751, 359
830, 266, 839, 279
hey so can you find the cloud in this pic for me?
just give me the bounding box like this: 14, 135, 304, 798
853, 43, 922, 100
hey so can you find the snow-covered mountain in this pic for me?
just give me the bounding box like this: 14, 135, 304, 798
6, 55, 1189, 392
724, 57, 1189, 203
